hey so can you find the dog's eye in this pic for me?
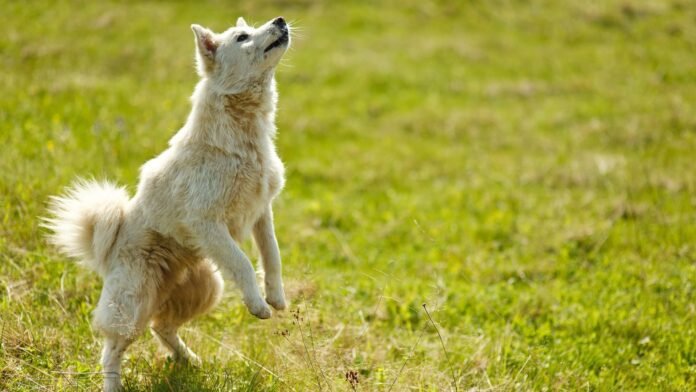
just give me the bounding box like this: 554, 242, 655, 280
237, 33, 249, 42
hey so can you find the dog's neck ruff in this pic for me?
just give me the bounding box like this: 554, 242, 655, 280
170, 76, 278, 154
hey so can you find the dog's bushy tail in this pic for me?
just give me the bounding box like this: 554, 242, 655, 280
43, 179, 129, 276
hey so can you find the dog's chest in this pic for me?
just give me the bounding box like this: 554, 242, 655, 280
223, 145, 284, 238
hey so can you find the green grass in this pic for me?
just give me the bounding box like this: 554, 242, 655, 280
2, 0, 695, 390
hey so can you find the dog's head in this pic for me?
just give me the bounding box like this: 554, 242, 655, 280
191, 16, 290, 93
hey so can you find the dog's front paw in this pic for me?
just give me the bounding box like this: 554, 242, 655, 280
245, 297, 272, 319
266, 291, 287, 311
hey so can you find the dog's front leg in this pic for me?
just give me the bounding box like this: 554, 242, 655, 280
252, 206, 287, 310
191, 221, 271, 319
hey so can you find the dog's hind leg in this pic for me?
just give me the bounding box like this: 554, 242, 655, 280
93, 267, 158, 392
151, 260, 223, 365
150, 323, 202, 366
101, 335, 133, 392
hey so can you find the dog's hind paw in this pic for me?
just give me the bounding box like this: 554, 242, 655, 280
104, 378, 123, 392
190, 353, 203, 367
172, 349, 202, 367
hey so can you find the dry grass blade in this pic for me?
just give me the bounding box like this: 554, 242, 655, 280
195, 330, 296, 392
423, 303, 458, 392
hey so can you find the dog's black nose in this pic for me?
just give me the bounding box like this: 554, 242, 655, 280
273, 17, 286, 28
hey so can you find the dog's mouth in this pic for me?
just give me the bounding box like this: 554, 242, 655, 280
264, 29, 289, 53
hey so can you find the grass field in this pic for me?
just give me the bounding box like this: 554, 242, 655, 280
2, 0, 696, 390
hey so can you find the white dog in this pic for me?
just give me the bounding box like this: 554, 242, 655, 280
44, 16, 291, 391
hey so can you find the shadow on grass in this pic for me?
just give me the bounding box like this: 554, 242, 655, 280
123, 358, 277, 392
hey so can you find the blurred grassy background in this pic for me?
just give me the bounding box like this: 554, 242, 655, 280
1, 0, 695, 390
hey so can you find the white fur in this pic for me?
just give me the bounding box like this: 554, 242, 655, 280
44, 17, 291, 392
44, 180, 129, 276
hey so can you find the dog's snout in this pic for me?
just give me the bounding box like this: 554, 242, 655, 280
273, 17, 286, 28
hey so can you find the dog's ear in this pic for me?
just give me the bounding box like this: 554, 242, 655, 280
236, 17, 248, 28
191, 24, 218, 75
